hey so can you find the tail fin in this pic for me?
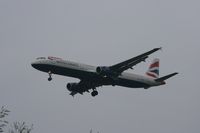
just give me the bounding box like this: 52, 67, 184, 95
146, 58, 159, 78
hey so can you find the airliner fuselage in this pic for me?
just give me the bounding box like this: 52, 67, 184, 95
31, 48, 177, 97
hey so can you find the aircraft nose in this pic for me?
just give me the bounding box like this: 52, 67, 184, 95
31, 61, 40, 69
31, 62, 36, 68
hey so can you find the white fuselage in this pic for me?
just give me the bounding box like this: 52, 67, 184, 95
31, 57, 163, 89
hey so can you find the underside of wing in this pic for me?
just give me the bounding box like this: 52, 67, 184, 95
66, 77, 113, 97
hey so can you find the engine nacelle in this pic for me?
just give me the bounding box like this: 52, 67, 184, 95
66, 82, 79, 91
96, 66, 112, 76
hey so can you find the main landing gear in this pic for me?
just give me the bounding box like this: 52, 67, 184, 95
48, 71, 52, 81
91, 89, 98, 97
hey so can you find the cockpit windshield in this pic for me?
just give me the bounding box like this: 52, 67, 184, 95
36, 57, 46, 60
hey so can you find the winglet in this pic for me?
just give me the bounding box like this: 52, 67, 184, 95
155, 72, 178, 82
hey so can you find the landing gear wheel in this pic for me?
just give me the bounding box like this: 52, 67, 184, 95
48, 77, 52, 81
91, 91, 98, 97
48, 71, 52, 81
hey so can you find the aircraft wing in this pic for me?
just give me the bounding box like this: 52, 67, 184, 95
110, 48, 161, 74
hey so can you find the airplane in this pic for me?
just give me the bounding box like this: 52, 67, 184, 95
31, 48, 178, 97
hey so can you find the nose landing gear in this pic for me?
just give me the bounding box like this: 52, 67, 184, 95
48, 71, 52, 81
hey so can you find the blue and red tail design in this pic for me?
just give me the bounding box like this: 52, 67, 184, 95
146, 58, 159, 78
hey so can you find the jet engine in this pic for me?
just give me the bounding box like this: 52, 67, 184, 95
96, 66, 117, 78
96, 66, 111, 76
66, 82, 79, 92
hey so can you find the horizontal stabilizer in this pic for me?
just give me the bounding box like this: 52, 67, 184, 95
155, 72, 178, 82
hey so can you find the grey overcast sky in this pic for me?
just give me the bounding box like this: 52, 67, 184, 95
0, 0, 199, 133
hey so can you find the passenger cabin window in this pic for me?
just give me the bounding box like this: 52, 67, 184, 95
36, 57, 46, 60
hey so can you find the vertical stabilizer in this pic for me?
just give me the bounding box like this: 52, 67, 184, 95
146, 58, 159, 78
